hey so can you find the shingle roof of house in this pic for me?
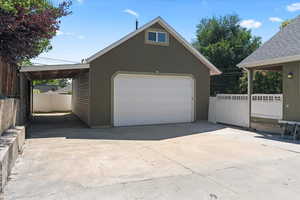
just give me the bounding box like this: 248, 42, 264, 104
238, 15, 300, 68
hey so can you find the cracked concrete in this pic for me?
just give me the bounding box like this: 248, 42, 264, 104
3, 113, 300, 199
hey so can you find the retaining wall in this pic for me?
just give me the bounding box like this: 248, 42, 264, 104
0, 126, 25, 192
0, 99, 19, 136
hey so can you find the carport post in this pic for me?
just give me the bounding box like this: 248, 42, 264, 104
247, 68, 254, 129
31, 81, 33, 117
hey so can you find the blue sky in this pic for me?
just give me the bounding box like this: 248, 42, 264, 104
34, 0, 300, 64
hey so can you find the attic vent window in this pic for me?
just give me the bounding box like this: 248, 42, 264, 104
146, 30, 169, 46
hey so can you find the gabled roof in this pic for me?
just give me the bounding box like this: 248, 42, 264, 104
238, 16, 300, 68
86, 17, 221, 75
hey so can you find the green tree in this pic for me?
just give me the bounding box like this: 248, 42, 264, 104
194, 15, 261, 95
0, 0, 71, 64
33, 79, 70, 88
0, 0, 72, 92
238, 18, 288, 94
239, 71, 282, 94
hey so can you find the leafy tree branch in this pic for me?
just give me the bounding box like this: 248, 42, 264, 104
0, 0, 72, 64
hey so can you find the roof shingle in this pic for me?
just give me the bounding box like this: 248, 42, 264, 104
238, 16, 300, 68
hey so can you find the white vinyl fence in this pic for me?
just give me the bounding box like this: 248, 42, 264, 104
209, 94, 283, 128
251, 94, 283, 119
33, 93, 72, 112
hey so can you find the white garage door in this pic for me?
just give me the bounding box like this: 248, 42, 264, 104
113, 74, 195, 126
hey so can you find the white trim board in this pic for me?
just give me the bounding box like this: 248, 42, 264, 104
85, 17, 221, 76
238, 54, 300, 68
20, 64, 90, 72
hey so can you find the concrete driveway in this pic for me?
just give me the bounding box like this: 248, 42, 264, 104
4, 113, 300, 200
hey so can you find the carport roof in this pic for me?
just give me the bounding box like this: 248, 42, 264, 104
20, 63, 89, 80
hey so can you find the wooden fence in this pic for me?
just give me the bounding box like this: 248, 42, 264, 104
0, 57, 18, 97
33, 93, 72, 112
0, 58, 25, 135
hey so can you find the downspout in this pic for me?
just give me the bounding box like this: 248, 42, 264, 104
245, 68, 253, 129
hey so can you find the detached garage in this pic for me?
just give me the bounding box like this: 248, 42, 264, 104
72, 17, 221, 127
113, 74, 195, 126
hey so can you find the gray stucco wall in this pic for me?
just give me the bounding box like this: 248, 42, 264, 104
283, 61, 300, 121
72, 72, 90, 125
89, 23, 210, 127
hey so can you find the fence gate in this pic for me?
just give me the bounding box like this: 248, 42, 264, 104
209, 94, 283, 128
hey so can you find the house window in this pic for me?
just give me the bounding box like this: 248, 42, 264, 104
146, 30, 168, 45
148, 32, 157, 42
157, 32, 166, 42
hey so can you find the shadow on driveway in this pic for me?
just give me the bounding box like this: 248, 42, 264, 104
29, 113, 226, 141
254, 133, 300, 145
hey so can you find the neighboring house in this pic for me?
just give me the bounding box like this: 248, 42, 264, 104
238, 15, 300, 123
34, 84, 59, 93
21, 17, 221, 127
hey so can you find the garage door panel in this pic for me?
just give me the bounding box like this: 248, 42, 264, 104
114, 74, 194, 126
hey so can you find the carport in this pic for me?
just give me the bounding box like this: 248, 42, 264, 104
19, 63, 89, 124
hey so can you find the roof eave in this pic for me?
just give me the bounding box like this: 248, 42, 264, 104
20, 63, 90, 72
237, 54, 300, 69
85, 17, 162, 63
211, 70, 222, 76
156, 19, 222, 76
86, 16, 221, 76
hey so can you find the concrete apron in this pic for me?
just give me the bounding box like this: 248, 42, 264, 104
3, 117, 300, 200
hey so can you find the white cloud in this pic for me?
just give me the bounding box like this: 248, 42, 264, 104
64, 32, 75, 36
123, 9, 139, 18
269, 17, 283, 22
77, 35, 85, 40
240, 19, 262, 29
287, 3, 300, 12
56, 30, 63, 36
56, 31, 85, 40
